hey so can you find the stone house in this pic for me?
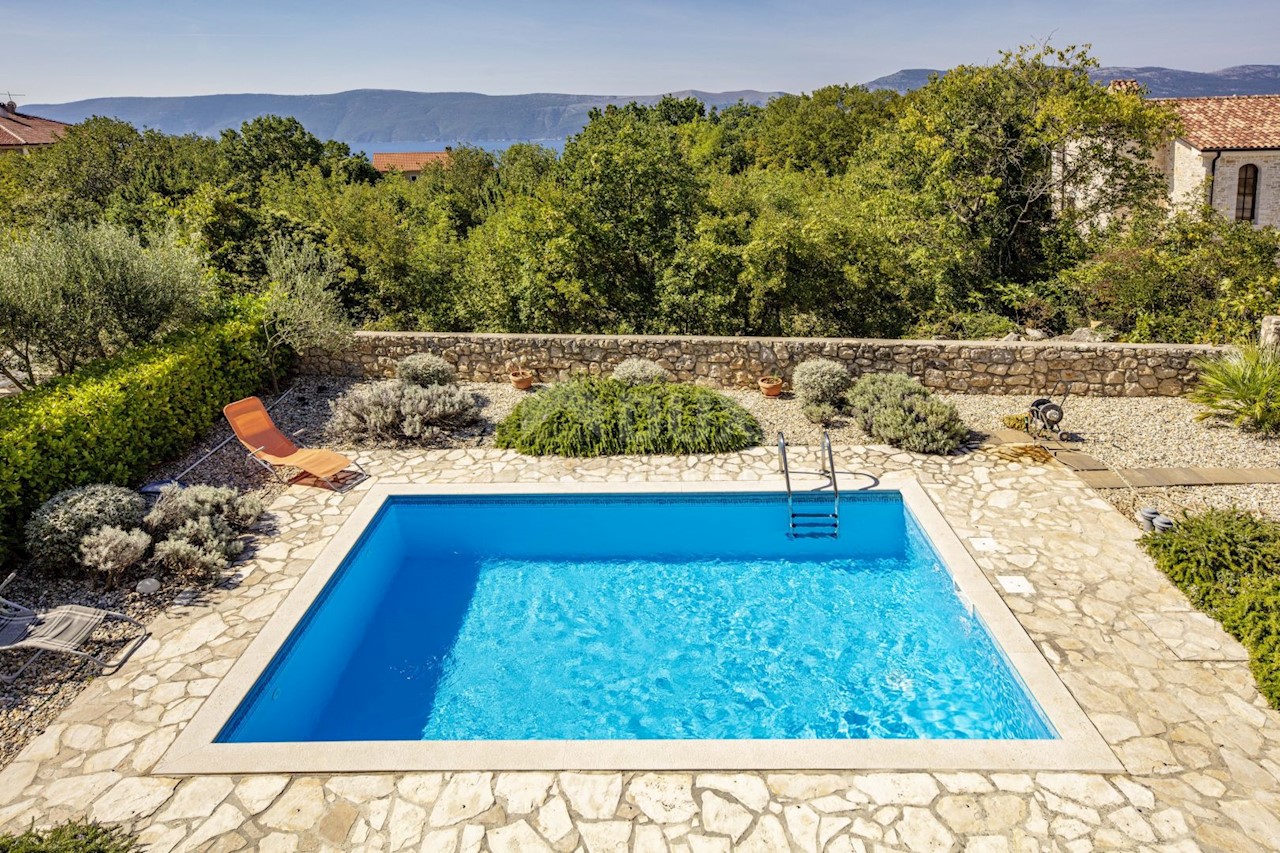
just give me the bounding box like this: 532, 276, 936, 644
0, 100, 69, 155
1150, 93, 1280, 228
370, 150, 452, 180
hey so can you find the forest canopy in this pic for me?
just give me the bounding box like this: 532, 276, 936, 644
2, 44, 1277, 348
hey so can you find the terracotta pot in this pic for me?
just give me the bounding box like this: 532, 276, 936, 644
510, 369, 535, 390
758, 376, 783, 397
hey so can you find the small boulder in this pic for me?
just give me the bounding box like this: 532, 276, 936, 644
136, 577, 161, 594
1068, 327, 1107, 343
1024, 328, 1048, 340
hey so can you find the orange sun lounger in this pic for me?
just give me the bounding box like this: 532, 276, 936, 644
224, 396, 366, 492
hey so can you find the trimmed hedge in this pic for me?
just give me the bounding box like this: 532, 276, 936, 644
1142, 508, 1280, 708
0, 309, 274, 564
496, 376, 762, 456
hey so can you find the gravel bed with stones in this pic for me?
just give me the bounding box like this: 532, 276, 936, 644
0, 577, 182, 768
945, 392, 1280, 522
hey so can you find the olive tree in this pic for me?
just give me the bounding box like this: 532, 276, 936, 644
260, 239, 352, 390
0, 222, 210, 388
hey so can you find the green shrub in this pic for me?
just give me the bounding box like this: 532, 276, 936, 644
495, 376, 762, 456
144, 484, 263, 584
396, 353, 456, 387
791, 358, 851, 407
1188, 346, 1280, 435
1142, 508, 1280, 607
80, 526, 151, 589
868, 395, 970, 454
24, 485, 147, 576
911, 311, 1019, 340
0, 820, 139, 852
0, 310, 274, 565
143, 484, 263, 540
846, 373, 968, 454
1141, 508, 1280, 708
611, 358, 670, 386
1218, 575, 1280, 706
845, 373, 929, 432
802, 402, 840, 426
152, 517, 244, 583
328, 380, 479, 444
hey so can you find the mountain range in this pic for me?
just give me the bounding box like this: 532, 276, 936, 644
24, 65, 1280, 152
23, 89, 782, 152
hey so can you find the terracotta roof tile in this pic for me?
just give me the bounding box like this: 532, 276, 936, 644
0, 107, 70, 148
371, 151, 451, 172
1154, 94, 1280, 151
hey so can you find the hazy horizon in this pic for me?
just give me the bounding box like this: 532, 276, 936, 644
6, 0, 1277, 105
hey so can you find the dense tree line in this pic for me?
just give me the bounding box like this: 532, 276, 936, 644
2, 43, 1278, 353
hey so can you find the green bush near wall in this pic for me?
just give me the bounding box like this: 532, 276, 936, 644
0, 305, 275, 565
1142, 508, 1280, 708
496, 376, 762, 457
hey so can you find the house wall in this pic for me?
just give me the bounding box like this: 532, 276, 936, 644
1208, 150, 1280, 228
1166, 139, 1210, 209
299, 331, 1224, 397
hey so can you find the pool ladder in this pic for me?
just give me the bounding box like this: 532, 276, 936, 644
777, 431, 840, 538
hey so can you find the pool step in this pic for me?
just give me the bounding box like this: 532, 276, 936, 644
789, 511, 839, 538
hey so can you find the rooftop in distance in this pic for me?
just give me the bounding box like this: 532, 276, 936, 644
0, 102, 69, 151
371, 151, 452, 175
1154, 93, 1280, 150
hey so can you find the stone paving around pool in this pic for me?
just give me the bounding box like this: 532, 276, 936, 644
1, 445, 1278, 852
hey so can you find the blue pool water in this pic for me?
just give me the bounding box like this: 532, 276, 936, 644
220, 492, 1055, 742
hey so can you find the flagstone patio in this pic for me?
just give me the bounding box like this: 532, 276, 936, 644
1, 444, 1278, 852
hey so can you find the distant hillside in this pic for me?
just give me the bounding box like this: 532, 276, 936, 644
864, 64, 1280, 96
862, 69, 941, 93
24, 89, 781, 151
26, 65, 1280, 149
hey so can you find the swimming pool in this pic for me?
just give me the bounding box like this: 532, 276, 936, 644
221, 491, 1051, 743
161, 478, 1120, 773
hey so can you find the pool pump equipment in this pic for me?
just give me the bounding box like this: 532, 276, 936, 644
1028, 382, 1070, 437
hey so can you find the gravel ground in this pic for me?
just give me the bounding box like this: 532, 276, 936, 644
944, 393, 1280, 522
4, 378, 1278, 768
945, 393, 1280, 470
0, 576, 180, 768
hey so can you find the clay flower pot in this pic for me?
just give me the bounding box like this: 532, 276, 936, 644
509, 369, 535, 390
758, 376, 783, 397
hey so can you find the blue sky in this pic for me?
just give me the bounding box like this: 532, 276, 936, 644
7, 0, 1278, 103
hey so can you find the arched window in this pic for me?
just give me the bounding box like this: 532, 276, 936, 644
1236, 164, 1259, 222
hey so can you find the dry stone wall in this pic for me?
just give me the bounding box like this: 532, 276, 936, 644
302, 332, 1223, 396
1262, 315, 1280, 348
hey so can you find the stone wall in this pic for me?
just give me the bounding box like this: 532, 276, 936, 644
301, 332, 1226, 397
1262, 316, 1280, 348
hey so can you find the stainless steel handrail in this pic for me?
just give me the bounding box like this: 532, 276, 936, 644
821, 431, 839, 496
777, 431, 795, 526
822, 430, 840, 522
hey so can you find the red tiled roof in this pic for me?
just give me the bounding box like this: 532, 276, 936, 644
0, 107, 70, 148
371, 151, 451, 172
1154, 94, 1280, 151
